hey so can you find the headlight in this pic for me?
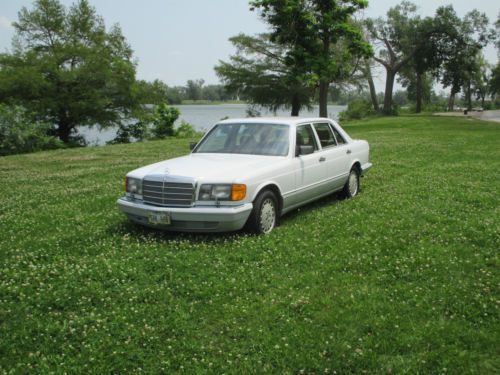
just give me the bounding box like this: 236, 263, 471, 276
126, 177, 142, 195
198, 184, 246, 201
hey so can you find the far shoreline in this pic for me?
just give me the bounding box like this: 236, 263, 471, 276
177, 100, 349, 106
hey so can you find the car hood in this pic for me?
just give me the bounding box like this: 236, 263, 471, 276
128, 153, 286, 182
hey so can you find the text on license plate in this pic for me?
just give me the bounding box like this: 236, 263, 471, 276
148, 212, 171, 225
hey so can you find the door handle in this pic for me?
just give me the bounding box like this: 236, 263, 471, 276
346, 149, 352, 154
319, 156, 326, 162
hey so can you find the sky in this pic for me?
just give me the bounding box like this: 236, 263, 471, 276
0, 0, 498, 92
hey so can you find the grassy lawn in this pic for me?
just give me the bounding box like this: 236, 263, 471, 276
0, 116, 498, 374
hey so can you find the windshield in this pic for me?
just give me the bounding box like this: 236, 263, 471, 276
194, 123, 290, 156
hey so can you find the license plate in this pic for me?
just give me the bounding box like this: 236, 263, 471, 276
148, 212, 171, 225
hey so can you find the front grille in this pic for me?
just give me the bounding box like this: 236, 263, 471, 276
142, 177, 195, 207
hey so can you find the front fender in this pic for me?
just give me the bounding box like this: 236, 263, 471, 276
249, 181, 285, 212
251, 180, 284, 201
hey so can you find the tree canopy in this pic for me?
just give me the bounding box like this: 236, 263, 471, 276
250, 0, 372, 117
215, 33, 315, 116
436, 7, 493, 110
0, 0, 138, 143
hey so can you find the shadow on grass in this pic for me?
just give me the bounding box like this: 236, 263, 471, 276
280, 191, 343, 222
108, 220, 238, 244
108, 191, 344, 244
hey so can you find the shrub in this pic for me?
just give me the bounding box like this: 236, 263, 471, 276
152, 104, 180, 139
339, 100, 375, 121
0, 105, 63, 156
108, 109, 202, 144
107, 121, 149, 145
423, 103, 447, 113
175, 121, 203, 138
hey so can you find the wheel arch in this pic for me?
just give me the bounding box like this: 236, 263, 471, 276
252, 183, 283, 215
350, 160, 362, 174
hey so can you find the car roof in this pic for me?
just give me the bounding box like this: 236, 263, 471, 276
217, 117, 335, 127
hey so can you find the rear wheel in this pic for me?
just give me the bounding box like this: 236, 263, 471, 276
342, 167, 360, 198
247, 190, 278, 234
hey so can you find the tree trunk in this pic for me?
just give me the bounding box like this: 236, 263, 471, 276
318, 34, 330, 118
365, 61, 379, 111
466, 79, 472, 111
415, 71, 423, 113
57, 122, 71, 143
383, 69, 396, 114
319, 81, 328, 117
481, 95, 485, 109
448, 91, 455, 111
291, 93, 300, 116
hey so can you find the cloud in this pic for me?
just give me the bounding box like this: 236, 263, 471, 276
0, 16, 13, 30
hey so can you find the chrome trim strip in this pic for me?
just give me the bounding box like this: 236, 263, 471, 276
282, 172, 348, 198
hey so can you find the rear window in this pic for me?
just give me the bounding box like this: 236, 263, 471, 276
313, 123, 336, 148
330, 125, 346, 145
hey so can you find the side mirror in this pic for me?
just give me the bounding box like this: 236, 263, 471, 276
189, 142, 198, 151
295, 145, 314, 156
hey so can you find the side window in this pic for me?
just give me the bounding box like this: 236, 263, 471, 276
330, 124, 346, 145
313, 123, 336, 148
296, 125, 318, 154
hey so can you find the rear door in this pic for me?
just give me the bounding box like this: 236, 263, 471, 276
312, 122, 351, 190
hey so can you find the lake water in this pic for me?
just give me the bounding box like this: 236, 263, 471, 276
79, 103, 347, 145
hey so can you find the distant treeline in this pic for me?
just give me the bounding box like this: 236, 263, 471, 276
136, 79, 239, 104
137, 78, 380, 105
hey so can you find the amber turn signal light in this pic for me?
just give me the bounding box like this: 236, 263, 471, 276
231, 184, 246, 201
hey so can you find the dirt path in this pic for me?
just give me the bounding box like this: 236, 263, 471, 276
434, 110, 500, 123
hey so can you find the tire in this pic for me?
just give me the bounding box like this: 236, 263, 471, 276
246, 190, 278, 234
342, 167, 360, 198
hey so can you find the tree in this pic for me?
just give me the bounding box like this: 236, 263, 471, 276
361, 59, 379, 111
250, 0, 372, 117
471, 55, 490, 108
437, 8, 492, 111
399, 69, 433, 111
488, 63, 500, 101
215, 33, 315, 116
133, 79, 177, 105
185, 79, 205, 101
396, 14, 449, 113
201, 85, 222, 101
357, 24, 380, 112
366, 1, 428, 114
0, 0, 137, 144
460, 11, 492, 111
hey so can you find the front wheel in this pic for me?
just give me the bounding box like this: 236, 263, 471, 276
246, 190, 278, 234
342, 167, 360, 198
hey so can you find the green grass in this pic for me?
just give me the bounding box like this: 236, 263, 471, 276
0, 116, 498, 374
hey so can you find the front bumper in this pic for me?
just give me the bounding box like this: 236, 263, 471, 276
117, 198, 253, 232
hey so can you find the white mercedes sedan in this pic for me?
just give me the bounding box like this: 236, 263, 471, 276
117, 117, 372, 234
